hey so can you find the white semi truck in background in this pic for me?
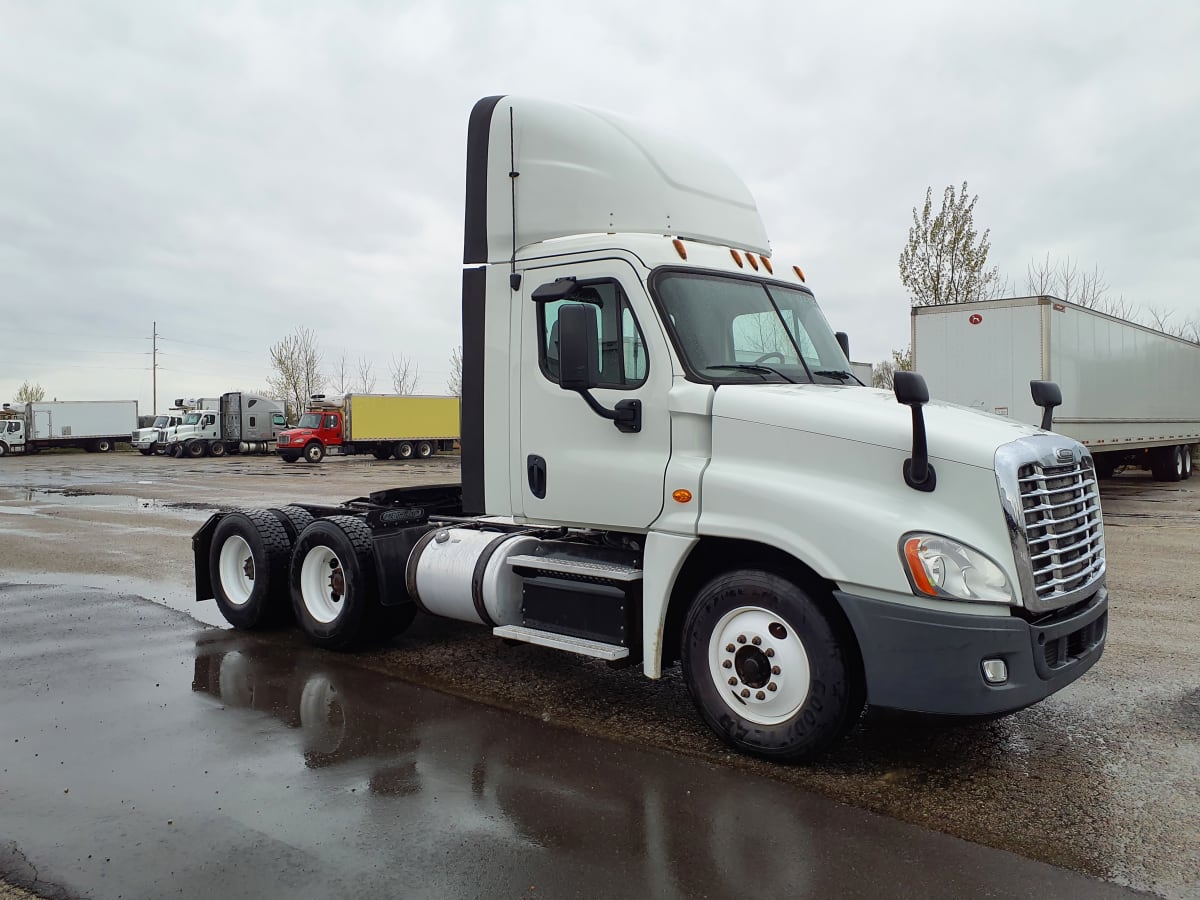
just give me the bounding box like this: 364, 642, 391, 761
0, 400, 138, 456
913, 296, 1200, 481
192, 96, 1108, 761
165, 392, 285, 458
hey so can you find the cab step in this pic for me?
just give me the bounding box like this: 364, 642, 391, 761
505, 553, 643, 582
493, 625, 630, 660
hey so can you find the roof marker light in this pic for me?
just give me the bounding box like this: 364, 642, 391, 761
746, 253, 759, 271
761, 257, 773, 274
793, 265, 806, 282
730, 249, 744, 268
672, 238, 687, 260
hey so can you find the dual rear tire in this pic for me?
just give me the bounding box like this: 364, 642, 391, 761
209, 508, 414, 649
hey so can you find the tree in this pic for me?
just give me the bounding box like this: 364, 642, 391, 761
267, 327, 324, 420
389, 354, 420, 395
899, 182, 1000, 306
357, 357, 377, 393
14, 381, 45, 403
447, 346, 463, 398
872, 347, 912, 390
331, 353, 352, 394
1025, 253, 1110, 309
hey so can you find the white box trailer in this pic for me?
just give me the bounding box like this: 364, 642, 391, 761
0, 400, 139, 456
912, 295, 1200, 480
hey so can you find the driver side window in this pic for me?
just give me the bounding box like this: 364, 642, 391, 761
539, 280, 648, 389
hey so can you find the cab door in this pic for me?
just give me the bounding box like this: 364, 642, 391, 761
518, 259, 671, 529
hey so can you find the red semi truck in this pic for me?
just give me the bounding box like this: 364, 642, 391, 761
276, 394, 460, 463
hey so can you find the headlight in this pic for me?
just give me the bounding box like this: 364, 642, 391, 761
900, 533, 1014, 604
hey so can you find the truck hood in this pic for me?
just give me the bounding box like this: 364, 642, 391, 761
278, 429, 314, 439
711, 384, 1045, 469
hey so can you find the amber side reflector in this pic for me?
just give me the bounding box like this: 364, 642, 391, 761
673, 238, 687, 260
903, 537, 937, 596
793, 265, 806, 282
762, 257, 773, 274
746, 253, 759, 271
672, 489, 693, 504
730, 249, 744, 268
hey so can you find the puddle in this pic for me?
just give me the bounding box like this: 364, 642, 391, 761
2, 570, 230, 628
20, 488, 217, 514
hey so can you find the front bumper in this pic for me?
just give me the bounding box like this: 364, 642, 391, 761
835, 585, 1107, 716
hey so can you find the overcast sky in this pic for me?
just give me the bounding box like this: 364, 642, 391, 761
3, 2, 1198, 412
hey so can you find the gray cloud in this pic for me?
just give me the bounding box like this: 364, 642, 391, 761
2, 2, 1198, 408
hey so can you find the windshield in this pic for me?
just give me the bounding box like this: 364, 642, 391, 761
653, 272, 855, 385
183, 413, 202, 425
297, 413, 322, 428
152, 416, 169, 428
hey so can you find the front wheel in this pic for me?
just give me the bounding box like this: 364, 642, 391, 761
0, 442, 8, 458
139, 447, 154, 456
279, 452, 300, 463
681, 570, 862, 761
186, 440, 207, 458
303, 441, 325, 463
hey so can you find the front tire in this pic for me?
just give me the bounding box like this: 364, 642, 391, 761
186, 440, 207, 459
210, 510, 293, 629
279, 452, 300, 463
0, 442, 8, 458
291, 516, 386, 651
303, 441, 325, 463
681, 570, 862, 761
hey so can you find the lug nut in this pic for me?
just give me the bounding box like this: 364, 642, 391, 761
752, 636, 761, 645
726, 643, 735, 653
755, 691, 765, 700
772, 665, 781, 675
737, 635, 746, 644
768, 682, 777, 692
740, 688, 750, 698
722, 660, 732, 669
728, 677, 737, 686
765, 648, 775, 658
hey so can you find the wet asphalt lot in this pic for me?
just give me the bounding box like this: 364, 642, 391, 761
0, 451, 1197, 898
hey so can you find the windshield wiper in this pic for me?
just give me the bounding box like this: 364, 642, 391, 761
707, 364, 797, 384
814, 369, 853, 382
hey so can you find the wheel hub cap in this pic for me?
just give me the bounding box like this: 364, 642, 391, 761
709, 606, 812, 726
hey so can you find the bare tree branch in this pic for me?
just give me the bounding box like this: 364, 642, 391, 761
389, 354, 420, 395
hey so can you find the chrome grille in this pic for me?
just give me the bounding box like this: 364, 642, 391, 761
1017, 457, 1104, 607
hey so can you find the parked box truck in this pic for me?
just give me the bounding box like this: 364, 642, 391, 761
912, 295, 1200, 480
192, 96, 1108, 762
0, 400, 138, 456
164, 393, 285, 458
276, 394, 461, 463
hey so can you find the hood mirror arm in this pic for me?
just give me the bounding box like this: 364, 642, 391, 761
894, 371, 936, 493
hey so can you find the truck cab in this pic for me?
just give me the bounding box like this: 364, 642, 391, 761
0, 413, 24, 456
165, 409, 219, 457
277, 407, 344, 463
133, 414, 183, 455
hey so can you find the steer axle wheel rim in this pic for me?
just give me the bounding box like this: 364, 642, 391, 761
300, 545, 347, 624
217, 535, 255, 607
707, 606, 811, 726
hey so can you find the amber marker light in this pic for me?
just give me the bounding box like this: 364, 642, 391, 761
762, 257, 773, 274
672, 489, 693, 503
672, 238, 687, 260
746, 253, 759, 271
730, 249, 744, 267
903, 537, 938, 596
792, 265, 806, 282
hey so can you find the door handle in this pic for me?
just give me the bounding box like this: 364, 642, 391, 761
527, 454, 547, 499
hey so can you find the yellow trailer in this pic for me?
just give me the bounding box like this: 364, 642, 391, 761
276, 394, 460, 462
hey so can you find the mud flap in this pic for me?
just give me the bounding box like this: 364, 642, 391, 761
192, 513, 224, 602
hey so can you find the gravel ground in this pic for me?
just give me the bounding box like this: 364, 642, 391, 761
0, 450, 1196, 898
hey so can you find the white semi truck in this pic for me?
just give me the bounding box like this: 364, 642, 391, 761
912, 296, 1200, 480
0, 400, 138, 456
193, 96, 1109, 761
165, 392, 285, 458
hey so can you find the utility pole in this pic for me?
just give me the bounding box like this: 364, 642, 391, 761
152, 321, 159, 413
